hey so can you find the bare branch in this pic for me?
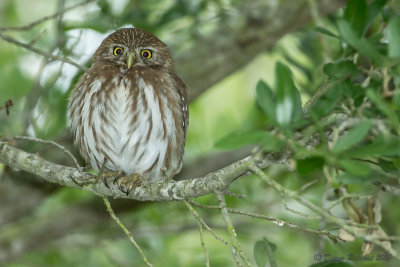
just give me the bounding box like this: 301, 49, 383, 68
0, 139, 289, 201
283, 203, 322, 220
0, 32, 86, 70
3, 136, 82, 172
103, 198, 153, 267
187, 200, 340, 242
249, 161, 400, 260
216, 191, 252, 267
0, 0, 98, 32
176, 0, 346, 100
183, 200, 211, 267
197, 219, 210, 267
183, 200, 228, 245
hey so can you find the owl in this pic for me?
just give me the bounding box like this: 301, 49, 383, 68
67, 28, 188, 194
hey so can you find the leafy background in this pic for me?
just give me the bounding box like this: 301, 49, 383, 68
1, 0, 400, 266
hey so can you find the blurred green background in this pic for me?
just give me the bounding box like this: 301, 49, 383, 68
1, 0, 400, 266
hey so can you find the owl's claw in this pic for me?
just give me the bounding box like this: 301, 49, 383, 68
99, 170, 123, 188
114, 173, 143, 195
103, 178, 110, 188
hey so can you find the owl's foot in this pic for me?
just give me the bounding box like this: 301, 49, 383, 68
96, 158, 123, 188
99, 170, 123, 188
114, 174, 144, 195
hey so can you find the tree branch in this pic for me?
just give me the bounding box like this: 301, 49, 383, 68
175, 0, 346, 100
0, 0, 98, 32
0, 140, 290, 201
216, 191, 252, 267
0, 112, 345, 202
187, 200, 341, 242
249, 161, 400, 259
0, 32, 86, 70
103, 198, 153, 267
183, 200, 227, 245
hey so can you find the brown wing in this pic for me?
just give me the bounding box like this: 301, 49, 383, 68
170, 72, 189, 139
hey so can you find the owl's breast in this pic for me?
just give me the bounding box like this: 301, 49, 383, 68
75, 69, 182, 181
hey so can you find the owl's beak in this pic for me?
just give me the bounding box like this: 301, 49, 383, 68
126, 52, 135, 69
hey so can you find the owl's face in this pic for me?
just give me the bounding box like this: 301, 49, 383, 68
93, 28, 174, 71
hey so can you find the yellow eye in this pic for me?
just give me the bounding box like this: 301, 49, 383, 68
141, 49, 152, 59
113, 47, 124, 56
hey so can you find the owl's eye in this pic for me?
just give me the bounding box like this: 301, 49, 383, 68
141, 49, 152, 59
113, 47, 124, 56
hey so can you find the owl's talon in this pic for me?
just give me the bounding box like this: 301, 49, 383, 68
103, 177, 110, 188
113, 170, 123, 184
99, 170, 123, 189
115, 173, 143, 195
118, 183, 127, 194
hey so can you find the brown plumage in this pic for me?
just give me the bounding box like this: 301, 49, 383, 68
68, 28, 188, 193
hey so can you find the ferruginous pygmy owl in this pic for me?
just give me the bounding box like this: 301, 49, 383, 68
68, 28, 188, 194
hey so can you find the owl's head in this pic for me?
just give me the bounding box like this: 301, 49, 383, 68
93, 28, 174, 71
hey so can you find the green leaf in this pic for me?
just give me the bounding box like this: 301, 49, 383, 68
341, 80, 365, 107
274, 62, 302, 126
337, 19, 384, 64
346, 135, 400, 157
341, 80, 363, 99
214, 130, 284, 151
365, 0, 388, 32
315, 27, 339, 38
366, 89, 399, 127
256, 80, 276, 122
337, 172, 377, 184
296, 157, 325, 176
387, 16, 400, 58
394, 92, 400, 107
309, 260, 355, 267
254, 237, 277, 267
332, 121, 371, 154
378, 158, 398, 174
311, 86, 341, 118
338, 159, 371, 177
323, 61, 358, 79
344, 0, 367, 36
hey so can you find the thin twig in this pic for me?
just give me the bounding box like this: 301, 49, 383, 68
215, 191, 252, 267
377, 236, 400, 241
283, 203, 322, 219
183, 200, 228, 245
22, 52, 57, 133
23, 0, 66, 133
0, 32, 86, 70
187, 200, 341, 242
249, 160, 400, 259
298, 178, 319, 194
23, 0, 83, 133
198, 220, 210, 267
327, 194, 373, 211
27, 29, 48, 46
2, 135, 82, 172
183, 201, 211, 267
103, 198, 153, 267
0, 0, 98, 32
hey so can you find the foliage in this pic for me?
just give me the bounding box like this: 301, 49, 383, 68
216, 0, 400, 265
1, 0, 400, 266
219, 0, 400, 189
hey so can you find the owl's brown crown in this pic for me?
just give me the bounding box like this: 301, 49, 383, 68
93, 28, 174, 70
